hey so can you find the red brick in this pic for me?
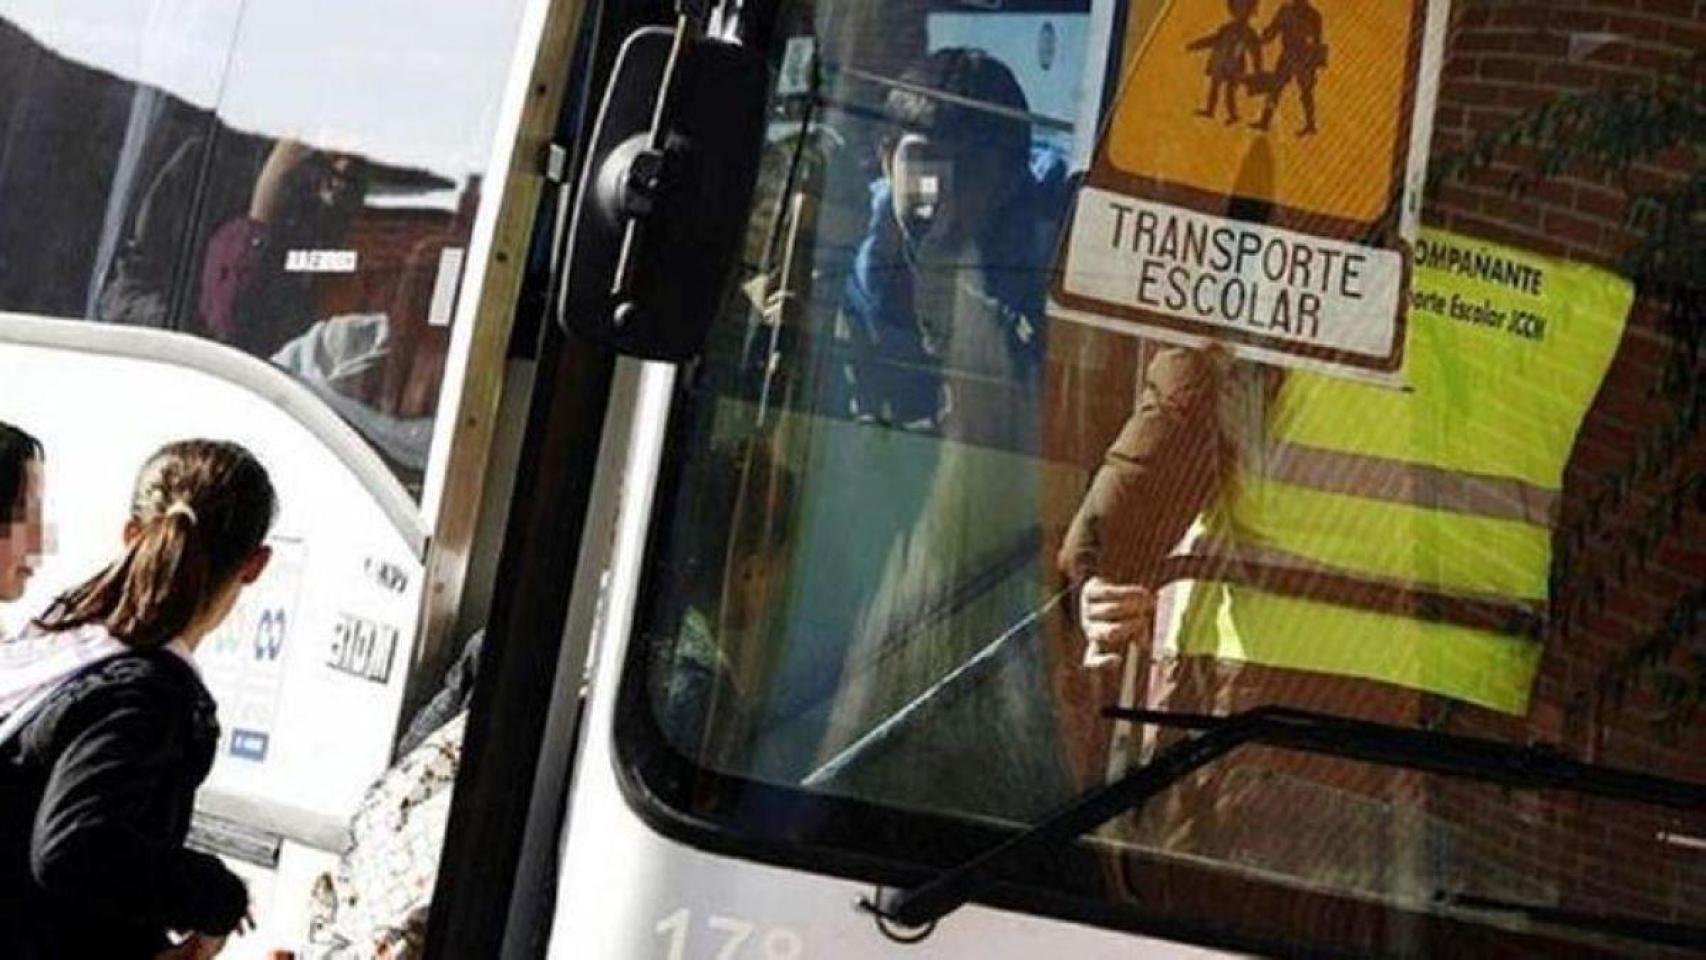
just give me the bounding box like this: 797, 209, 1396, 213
1602, 9, 1677, 38
1433, 104, 1468, 132
1522, 176, 1578, 207
1487, 6, 1552, 30
1431, 182, 1484, 219
1535, 61, 1606, 89
1454, 5, 1493, 30
1448, 213, 1560, 255
1495, 83, 1558, 111
1466, 104, 1520, 130
1601, 579, 1688, 625
1624, 163, 1689, 196
1454, 30, 1516, 54
1572, 184, 1631, 223
1615, 42, 1690, 72
1480, 56, 1540, 83
1439, 78, 1505, 106
1592, 375, 1681, 428
1663, 20, 1706, 50
1477, 190, 1544, 228
1636, 0, 1700, 21
1653, 541, 1706, 580
1542, 208, 1605, 247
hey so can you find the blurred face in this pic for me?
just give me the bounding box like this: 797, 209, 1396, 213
0, 458, 45, 601
314, 154, 360, 208
719, 546, 788, 641
280, 152, 363, 240
888, 133, 1006, 248
889, 133, 952, 230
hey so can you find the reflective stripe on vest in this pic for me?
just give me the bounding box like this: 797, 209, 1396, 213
1155, 229, 1632, 715
1253, 441, 1561, 529
1160, 536, 1547, 639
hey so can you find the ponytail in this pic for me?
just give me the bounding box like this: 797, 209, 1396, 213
37, 440, 276, 651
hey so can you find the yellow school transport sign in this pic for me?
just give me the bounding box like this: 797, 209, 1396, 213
1053, 0, 1449, 378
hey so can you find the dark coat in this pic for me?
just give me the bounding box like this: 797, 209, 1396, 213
0, 648, 248, 958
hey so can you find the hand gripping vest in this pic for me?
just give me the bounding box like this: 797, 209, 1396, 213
1152, 231, 1632, 715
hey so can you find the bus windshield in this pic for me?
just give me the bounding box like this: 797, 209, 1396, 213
625, 0, 1706, 955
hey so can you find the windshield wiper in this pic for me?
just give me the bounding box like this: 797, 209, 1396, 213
864, 706, 1706, 932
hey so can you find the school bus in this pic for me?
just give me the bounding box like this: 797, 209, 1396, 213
1, 0, 1702, 957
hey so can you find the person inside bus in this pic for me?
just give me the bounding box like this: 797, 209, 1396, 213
0, 421, 46, 628
269, 233, 457, 474
198, 138, 367, 358
95, 134, 210, 328
652, 435, 796, 759
833, 47, 1069, 447
0, 439, 274, 959
800, 48, 1083, 812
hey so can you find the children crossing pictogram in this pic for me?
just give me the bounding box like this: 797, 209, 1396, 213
1252, 0, 1326, 136
1189, 0, 1328, 136
1187, 0, 1262, 125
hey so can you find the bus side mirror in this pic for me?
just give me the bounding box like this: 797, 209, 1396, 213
555, 25, 769, 362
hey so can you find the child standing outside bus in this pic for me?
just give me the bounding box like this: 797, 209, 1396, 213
0, 439, 276, 959
1187, 0, 1263, 124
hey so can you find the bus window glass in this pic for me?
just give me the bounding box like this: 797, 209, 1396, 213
0, 2, 237, 322
631, 0, 1706, 954
0, 0, 529, 493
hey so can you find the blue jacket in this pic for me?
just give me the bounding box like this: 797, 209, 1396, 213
834, 146, 1071, 437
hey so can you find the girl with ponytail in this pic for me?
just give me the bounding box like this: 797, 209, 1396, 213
1, 439, 276, 959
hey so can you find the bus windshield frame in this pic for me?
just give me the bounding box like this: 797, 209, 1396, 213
604, 0, 1706, 955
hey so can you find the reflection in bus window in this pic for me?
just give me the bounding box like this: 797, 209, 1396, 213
0, 0, 527, 492
653, 9, 1091, 822
648, 439, 797, 761
830, 48, 1067, 444
634, 1, 1706, 955
195, 141, 371, 358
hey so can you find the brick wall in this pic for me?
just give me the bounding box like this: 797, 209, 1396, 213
1424, 0, 1704, 930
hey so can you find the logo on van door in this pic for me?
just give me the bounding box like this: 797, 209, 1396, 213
363, 556, 411, 595
254, 608, 288, 661
327, 612, 399, 684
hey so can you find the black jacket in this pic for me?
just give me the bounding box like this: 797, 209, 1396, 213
0, 648, 248, 958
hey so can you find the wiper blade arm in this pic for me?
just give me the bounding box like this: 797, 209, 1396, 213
866, 707, 1281, 928
867, 706, 1706, 930
1108, 706, 1706, 809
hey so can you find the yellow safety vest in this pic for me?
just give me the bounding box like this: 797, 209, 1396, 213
1154, 229, 1632, 715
